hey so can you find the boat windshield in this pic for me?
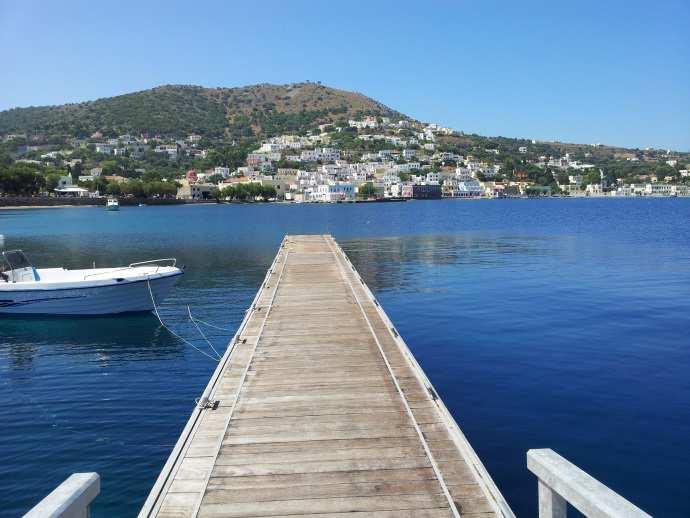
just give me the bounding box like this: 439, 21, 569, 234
2, 250, 33, 270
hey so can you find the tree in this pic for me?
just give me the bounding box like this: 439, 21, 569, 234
206, 174, 224, 184
358, 182, 376, 198
45, 173, 62, 192
121, 179, 145, 197
106, 183, 122, 196
101, 160, 121, 175
556, 172, 570, 185
260, 185, 277, 200
582, 169, 601, 186
0, 163, 45, 195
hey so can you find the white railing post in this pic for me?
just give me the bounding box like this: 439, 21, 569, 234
24, 473, 100, 518
527, 449, 651, 518
538, 479, 567, 518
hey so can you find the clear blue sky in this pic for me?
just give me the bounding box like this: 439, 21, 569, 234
1, 0, 688, 150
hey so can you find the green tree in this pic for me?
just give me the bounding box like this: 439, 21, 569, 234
106, 183, 122, 196
45, 173, 62, 192
358, 182, 376, 198
101, 160, 121, 175
556, 172, 570, 185
0, 163, 45, 195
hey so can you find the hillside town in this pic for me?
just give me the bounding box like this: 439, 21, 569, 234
2, 115, 689, 203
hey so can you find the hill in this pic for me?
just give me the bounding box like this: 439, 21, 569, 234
0, 83, 402, 139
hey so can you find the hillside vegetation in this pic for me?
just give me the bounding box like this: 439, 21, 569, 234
0, 83, 401, 138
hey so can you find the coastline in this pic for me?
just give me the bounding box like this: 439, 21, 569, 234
0, 204, 100, 210
2, 195, 688, 211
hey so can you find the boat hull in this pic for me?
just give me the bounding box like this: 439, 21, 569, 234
0, 273, 181, 316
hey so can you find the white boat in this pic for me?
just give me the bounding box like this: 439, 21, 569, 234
0, 250, 183, 316
106, 198, 120, 211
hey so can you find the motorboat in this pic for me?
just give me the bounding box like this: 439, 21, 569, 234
106, 198, 120, 211
0, 250, 183, 316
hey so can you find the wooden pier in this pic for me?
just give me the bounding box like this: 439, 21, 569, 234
140, 235, 514, 518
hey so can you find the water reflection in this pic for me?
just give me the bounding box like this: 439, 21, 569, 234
342, 234, 549, 292
1, 315, 184, 371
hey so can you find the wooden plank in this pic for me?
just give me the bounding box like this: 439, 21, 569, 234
249, 511, 453, 518
206, 468, 439, 490
202, 479, 446, 504
197, 494, 452, 517
213, 445, 428, 466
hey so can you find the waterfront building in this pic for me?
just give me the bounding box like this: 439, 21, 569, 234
402, 183, 442, 199
443, 178, 483, 198
176, 179, 216, 200
585, 184, 604, 196
644, 183, 673, 196
309, 182, 355, 202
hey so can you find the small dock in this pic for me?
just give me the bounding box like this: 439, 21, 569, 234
139, 235, 514, 518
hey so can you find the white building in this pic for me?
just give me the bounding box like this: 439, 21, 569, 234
585, 184, 604, 196
259, 142, 285, 153
320, 148, 340, 162
426, 172, 441, 184
348, 117, 378, 129
644, 183, 673, 196
300, 150, 321, 162
443, 178, 483, 198
310, 182, 355, 202
455, 167, 472, 180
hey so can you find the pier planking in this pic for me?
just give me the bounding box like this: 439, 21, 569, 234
140, 235, 513, 518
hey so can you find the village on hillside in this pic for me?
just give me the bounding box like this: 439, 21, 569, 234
2, 114, 689, 203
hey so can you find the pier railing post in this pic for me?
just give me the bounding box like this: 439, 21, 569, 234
527, 449, 651, 518
24, 472, 100, 518
538, 479, 567, 518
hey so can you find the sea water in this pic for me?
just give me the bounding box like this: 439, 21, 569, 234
1, 198, 689, 516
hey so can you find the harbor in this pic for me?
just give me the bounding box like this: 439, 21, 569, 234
4, 201, 687, 516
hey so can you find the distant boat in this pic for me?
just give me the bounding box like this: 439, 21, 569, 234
106, 198, 120, 211
0, 250, 183, 316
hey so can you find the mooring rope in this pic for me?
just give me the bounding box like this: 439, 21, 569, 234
146, 277, 221, 361
187, 305, 222, 359
188, 315, 232, 332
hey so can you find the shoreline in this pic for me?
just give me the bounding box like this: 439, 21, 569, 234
0, 204, 100, 210
2, 195, 689, 210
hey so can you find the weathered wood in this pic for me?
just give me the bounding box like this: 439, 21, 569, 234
141, 235, 512, 518
527, 449, 651, 518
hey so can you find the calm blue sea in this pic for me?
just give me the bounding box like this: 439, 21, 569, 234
1, 199, 689, 517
